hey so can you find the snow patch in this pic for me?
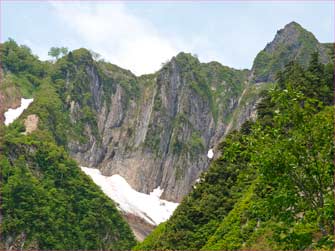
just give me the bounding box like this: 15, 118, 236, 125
207, 149, 214, 159
150, 186, 164, 198
80, 167, 179, 225
4, 98, 34, 126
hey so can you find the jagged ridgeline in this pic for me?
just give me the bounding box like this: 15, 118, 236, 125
0, 20, 333, 250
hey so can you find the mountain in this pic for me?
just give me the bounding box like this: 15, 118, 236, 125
134, 38, 334, 250
0, 21, 333, 248
251, 21, 331, 83
0, 40, 250, 243
322, 42, 335, 60
64, 51, 250, 203
0, 42, 137, 249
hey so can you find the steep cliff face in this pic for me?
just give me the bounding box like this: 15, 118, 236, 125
64, 51, 248, 202
224, 82, 272, 134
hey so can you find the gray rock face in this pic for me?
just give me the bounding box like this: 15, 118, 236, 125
66, 53, 248, 202
264, 22, 302, 54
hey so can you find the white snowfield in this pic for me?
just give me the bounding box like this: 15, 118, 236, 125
207, 148, 214, 159
81, 167, 179, 226
4, 98, 34, 126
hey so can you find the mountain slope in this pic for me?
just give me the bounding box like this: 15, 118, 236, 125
0, 127, 136, 249
0, 41, 137, 249
135, 52, 334, 250
0, 40, 250, 241
2, 22, 327, 205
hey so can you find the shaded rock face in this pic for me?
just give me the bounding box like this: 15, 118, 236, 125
67, 54, 248, 202
264, 22, 302, 54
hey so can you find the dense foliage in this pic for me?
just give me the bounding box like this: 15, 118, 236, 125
0, 40, 137, 249
0, 39, 50, 97
0, 130, 136, 249
135, 54, 334, 250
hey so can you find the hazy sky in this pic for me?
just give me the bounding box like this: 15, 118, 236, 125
2, 1, 334, 75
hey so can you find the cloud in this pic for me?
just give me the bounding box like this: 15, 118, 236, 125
50, 2, 180, 75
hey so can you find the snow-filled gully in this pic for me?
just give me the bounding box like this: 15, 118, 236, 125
81, 149, 215, 225
81, 167, 179, 226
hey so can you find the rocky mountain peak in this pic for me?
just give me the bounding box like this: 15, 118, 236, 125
251, 21, 330, 83
264, 21, 308, 54
168, 52, 200, 71
285, 20, 301, 27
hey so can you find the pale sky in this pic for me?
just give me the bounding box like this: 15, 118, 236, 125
2, 1, 334, 75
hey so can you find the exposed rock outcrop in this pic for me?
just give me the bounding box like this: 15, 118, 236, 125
0, 85, 21, 125
23, 114, 39, 134
66, 53, 248, 202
